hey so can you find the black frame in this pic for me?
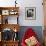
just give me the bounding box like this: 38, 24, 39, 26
25, 7, 36, 20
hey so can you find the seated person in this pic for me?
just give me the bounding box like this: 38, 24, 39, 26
21, 28, 41, 46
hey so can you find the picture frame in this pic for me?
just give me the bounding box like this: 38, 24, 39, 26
25, 7, 36, 20
0, 32, 1, 41
2, 10, 9, 15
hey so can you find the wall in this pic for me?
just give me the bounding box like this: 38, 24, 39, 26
18, 0, 44, 26
0, 0, 44, 26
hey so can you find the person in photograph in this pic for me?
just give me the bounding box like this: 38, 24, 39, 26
27, 9, 34, 17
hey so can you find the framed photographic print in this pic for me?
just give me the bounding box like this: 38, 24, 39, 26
2, 10, 9, 15
25, 7, 36, 20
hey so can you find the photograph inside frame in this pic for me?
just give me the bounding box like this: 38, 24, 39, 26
25, 7, 36, 20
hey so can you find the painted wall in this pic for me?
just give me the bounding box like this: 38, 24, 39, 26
0, 0, 44, 26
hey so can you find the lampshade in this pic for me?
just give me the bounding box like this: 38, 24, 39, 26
13, 28, 17, 32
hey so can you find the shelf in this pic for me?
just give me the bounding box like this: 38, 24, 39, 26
1, 15, 18, 24
2, 40, 19, 43
0, 24, 20, 32
0, 7, 19, 24
0, 7, 20, 46
1, 40, 19, 46
0, 7, 19, 10
0, 7, 19, 16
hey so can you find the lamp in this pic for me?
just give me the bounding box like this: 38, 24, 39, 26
13, 28, 19, 41
14, 28, 17, 32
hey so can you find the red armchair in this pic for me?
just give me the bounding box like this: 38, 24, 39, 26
21, 28, 41, 46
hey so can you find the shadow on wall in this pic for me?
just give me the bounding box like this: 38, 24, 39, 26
18, 26, 44, 44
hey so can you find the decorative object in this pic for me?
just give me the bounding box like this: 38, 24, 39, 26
25, 7, 36, 20
2, 28, 13, 41
13, 32, 18, 41
14, 28, 17, 32
25, 36, 38, 46
9, 10, 18, 15
15, 0, 17, 7
2, 10, 9, 15
5, 18, 8, 24
21, 28, 41, 46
